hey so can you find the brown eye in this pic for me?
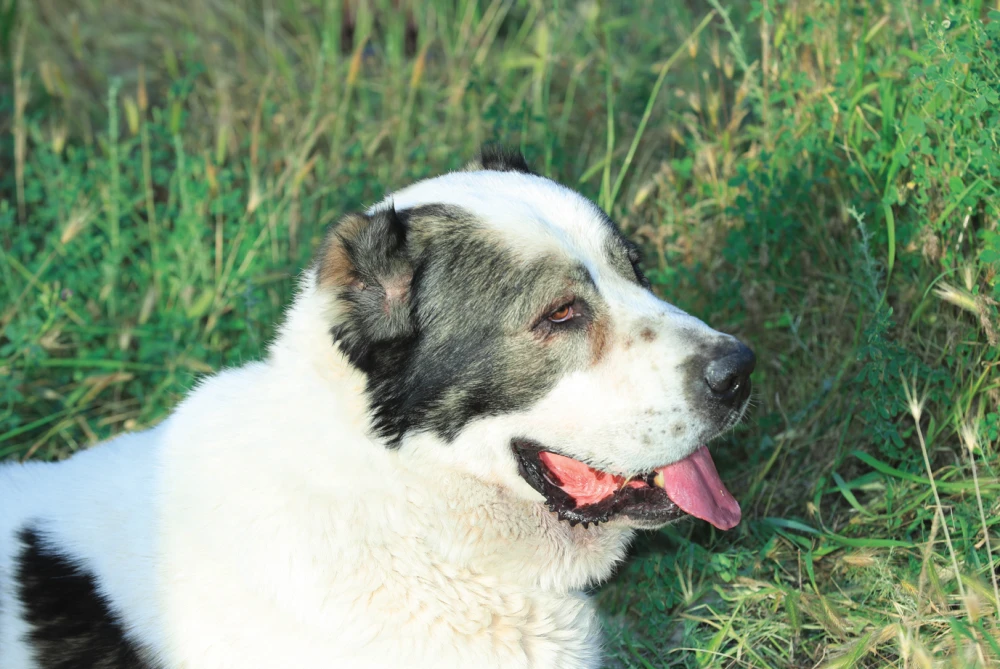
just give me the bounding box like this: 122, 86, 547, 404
548, 304, 574, 323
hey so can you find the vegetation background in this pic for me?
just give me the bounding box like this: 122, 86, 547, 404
1, 0, 998, 666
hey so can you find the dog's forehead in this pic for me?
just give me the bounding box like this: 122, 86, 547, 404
374, 171, 625, 265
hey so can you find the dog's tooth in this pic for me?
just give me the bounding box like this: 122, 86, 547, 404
653, 471, 665, 488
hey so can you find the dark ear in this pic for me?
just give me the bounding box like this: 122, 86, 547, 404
317, 206, 415, 370
464, 143, 535, 175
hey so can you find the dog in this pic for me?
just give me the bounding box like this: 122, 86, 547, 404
0, 146, 754, 669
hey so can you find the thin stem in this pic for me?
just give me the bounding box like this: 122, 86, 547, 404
609, 10, 716, 209
901, 376, 967, 607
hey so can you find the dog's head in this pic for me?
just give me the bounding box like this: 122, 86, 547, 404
314, 146, 754, 531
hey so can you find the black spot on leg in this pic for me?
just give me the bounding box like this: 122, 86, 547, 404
15, 526, 157, 669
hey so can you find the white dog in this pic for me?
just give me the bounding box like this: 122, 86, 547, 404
0, 147, 753, 669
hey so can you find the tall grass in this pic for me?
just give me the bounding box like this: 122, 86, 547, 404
1, 0, 998, 666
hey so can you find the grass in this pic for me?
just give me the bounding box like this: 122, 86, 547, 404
2, 0, 999, 666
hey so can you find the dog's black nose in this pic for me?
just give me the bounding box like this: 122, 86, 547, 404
704, 341, 755, 405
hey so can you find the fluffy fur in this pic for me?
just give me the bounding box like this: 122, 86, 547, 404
0, 148, 750, 669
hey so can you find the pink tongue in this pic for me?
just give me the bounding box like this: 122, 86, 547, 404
657, 446, 741, 530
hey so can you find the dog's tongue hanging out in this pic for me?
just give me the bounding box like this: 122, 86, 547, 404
538, 447, 741, 530
653, 446, 741, 530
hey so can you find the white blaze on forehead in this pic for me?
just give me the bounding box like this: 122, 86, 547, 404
373, 171, 618, 272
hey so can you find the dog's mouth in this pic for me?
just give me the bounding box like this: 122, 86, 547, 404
513, 440, 741, 530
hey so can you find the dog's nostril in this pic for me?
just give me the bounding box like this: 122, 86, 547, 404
704, 342, 756, 399
705, 364, 737, 394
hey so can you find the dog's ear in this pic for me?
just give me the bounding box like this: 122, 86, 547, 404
464, 143, 535, 175
317, 206, 415, 369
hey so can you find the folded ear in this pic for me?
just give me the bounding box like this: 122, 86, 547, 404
317, 206, 415, 370
464, 143, 536, 175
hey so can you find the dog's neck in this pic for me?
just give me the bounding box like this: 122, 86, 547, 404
268, 272, 371, 421
407, 466, 636, 592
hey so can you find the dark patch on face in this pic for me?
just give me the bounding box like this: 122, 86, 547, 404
15, 526, 157, 669
467, 143, 536, 175
640, 327, 656, 342
321, 203, 607, 445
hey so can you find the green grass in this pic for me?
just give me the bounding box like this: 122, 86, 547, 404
2, 0, 999, 666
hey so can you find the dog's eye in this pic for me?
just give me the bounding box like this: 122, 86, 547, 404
548, 304, 575, 323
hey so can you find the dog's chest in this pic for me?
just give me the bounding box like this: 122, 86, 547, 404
157, 475, 611, 669
320, 480, 620, 668
160, 548, 604, 669
342, 559, 605, 669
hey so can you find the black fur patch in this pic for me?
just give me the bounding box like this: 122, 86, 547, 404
323, 173, 647, 448
15, 527, 156, 669
474, 144, 536, 175
329, 206, 415, 371
349, 206, 561, 445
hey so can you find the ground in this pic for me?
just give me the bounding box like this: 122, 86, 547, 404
1, 0, 998, 667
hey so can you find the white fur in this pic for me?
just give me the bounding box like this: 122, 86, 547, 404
0, 170, 734, 668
